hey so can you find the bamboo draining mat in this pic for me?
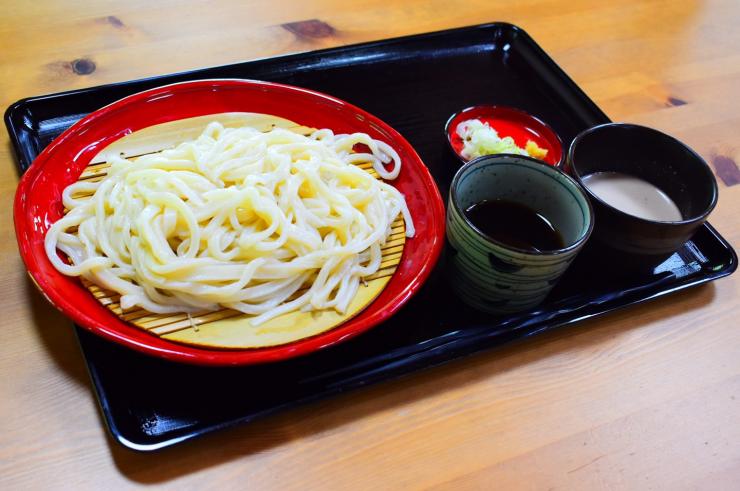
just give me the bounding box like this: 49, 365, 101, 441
69, 113, 406, 348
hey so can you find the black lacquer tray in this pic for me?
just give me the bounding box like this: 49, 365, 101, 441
6, 23, 736, 451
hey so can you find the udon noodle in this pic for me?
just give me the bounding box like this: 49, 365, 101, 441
44, 122, 414, 325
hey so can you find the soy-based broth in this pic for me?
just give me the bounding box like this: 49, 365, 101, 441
464, 199, 564, 252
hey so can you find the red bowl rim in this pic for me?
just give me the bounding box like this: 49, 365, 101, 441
13, 79, 445, 366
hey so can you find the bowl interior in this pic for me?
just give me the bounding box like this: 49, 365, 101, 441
446, 105, 563, 166
14, 79, 446, 366
451, 156, 592, 250
569, 124, 717, 222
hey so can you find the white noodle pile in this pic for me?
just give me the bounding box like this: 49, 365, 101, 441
44, 122, 414, 325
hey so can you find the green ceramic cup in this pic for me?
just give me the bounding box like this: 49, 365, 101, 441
446, 154, 594, 314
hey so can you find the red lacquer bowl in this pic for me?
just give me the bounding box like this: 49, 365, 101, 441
14, 79, 445, 366
445, 105, 563, 166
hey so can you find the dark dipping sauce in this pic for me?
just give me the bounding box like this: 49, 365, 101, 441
464, 199, 564, 252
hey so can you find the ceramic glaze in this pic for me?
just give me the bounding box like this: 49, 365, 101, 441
567, 122, 719, 264
447, 155, 593, 314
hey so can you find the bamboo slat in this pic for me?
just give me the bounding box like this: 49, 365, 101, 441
70, 113, 406, 348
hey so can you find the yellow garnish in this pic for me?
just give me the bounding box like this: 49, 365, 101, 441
525, 140, 548, 160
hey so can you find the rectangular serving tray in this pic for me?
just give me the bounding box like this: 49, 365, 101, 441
6, 23, 737, 451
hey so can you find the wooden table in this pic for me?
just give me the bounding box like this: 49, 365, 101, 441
2, 1, 739, 489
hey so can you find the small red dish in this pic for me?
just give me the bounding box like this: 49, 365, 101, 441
445, 105, 563, 166
14, 79, 445, 366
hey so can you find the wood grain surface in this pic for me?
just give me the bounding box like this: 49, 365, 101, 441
1, 0, 739, 489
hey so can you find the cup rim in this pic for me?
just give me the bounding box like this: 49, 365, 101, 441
449, 153, 594, 256
567, 122, 719, 226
